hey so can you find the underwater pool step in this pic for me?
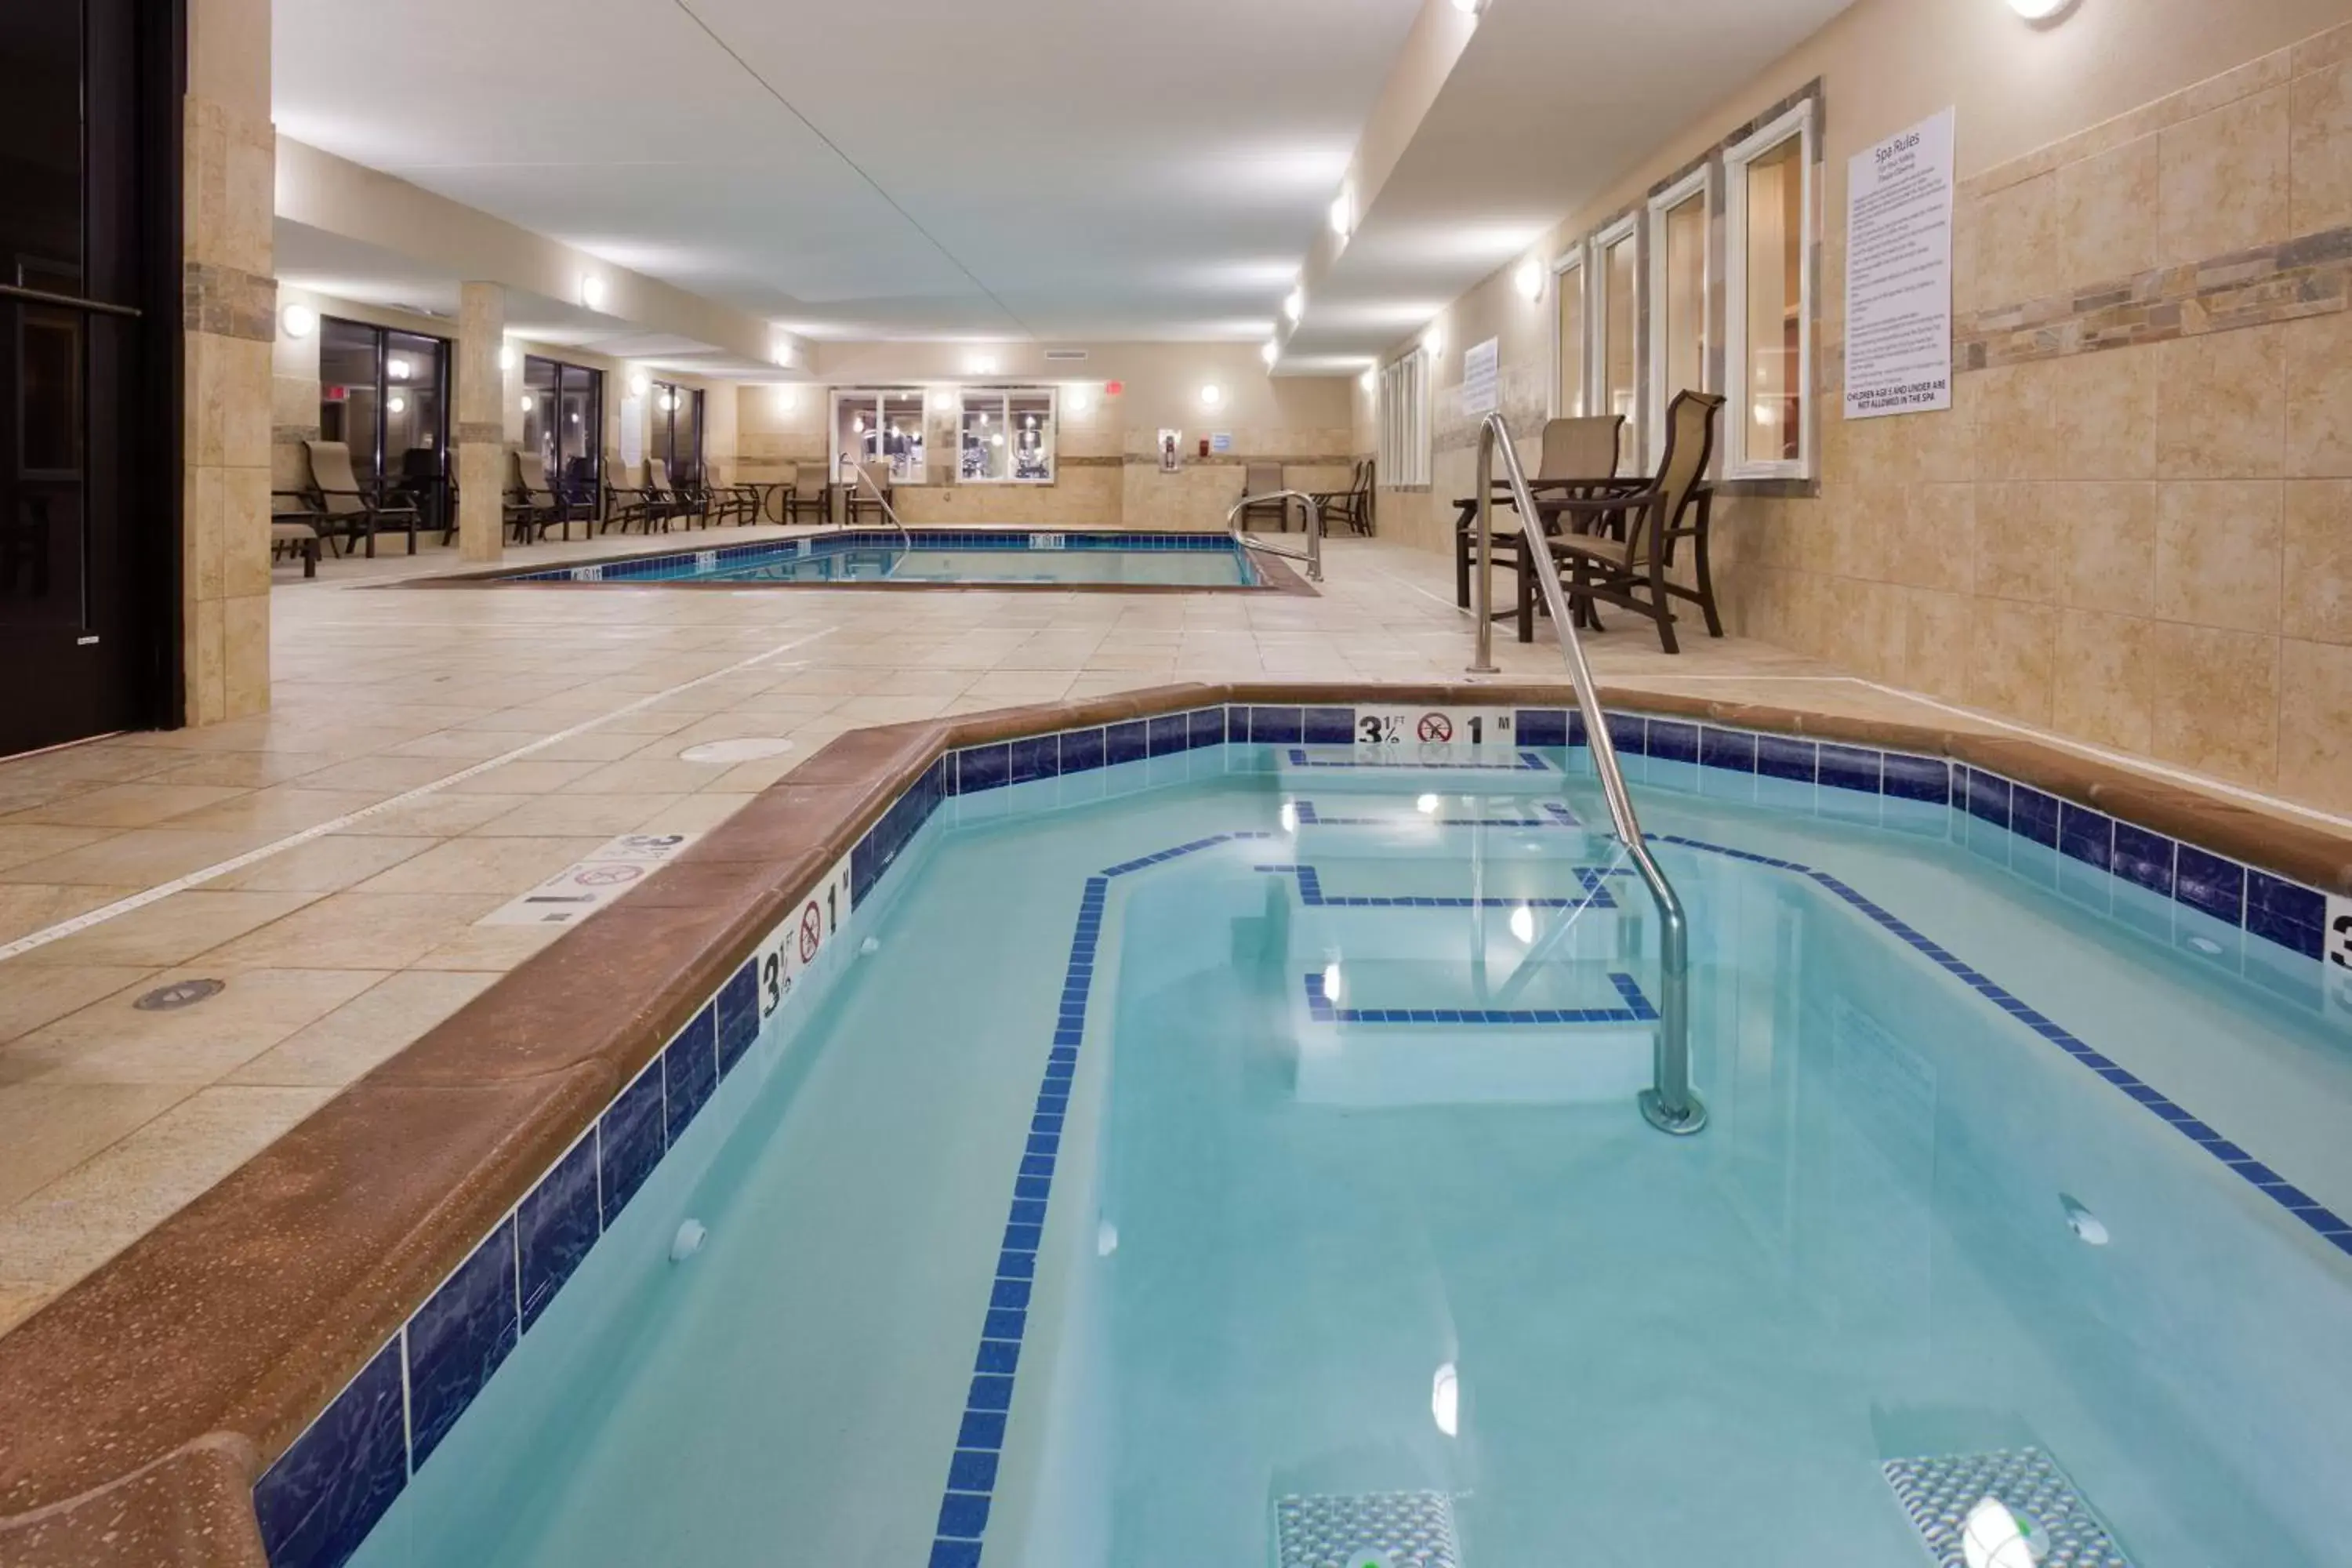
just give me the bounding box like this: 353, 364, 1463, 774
1291, 967, 1656, 1105
1274, 1490, 1461, 1568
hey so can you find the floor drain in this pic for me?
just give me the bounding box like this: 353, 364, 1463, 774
679, 737, 795, 764
1884, 1447, 2131, 1566
134, 978, 224, 1011
1275, 1491, 1458, 1568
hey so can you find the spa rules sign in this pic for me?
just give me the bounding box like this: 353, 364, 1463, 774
1844, 107, 1955, 420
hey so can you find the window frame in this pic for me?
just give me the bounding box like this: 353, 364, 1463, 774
315, 315, 451, 494
831, 387, 931, 484
1722, 99, 1817, 481
1644, 163, 1713, 470
1376, 349, 1432, 488
1548, 245, 1588, 420
956, 387, 1057, 485
650, 380, 704, 482
1588, 213, 1642, 472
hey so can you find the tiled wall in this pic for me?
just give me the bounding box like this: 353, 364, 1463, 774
183, 36, 277, 724
1730, 24, 2352, 810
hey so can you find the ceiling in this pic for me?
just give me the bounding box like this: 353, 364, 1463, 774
271, 0, 1426, 345
1282, 0, 1857, 370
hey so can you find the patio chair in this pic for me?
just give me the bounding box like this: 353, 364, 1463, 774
1533, 390, 1725, 655
843, 459, 894, 526
504, 448, 570, 543
1312, 459, 1374, 537
776, 463, 828, 526
1455, 416, 1621, 612
270, 490, 323, 578
645, 459, 704, 530
303, 439, 421, 557
1236, 463, 1290, 532
601, 452, 657, 534
691, 467, 760, 527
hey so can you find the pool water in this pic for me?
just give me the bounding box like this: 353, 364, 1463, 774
514, 532, 1261, 587
347, 746, 2352, 1568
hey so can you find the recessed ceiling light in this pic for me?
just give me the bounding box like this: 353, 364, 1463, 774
2008, 0, 2073, 15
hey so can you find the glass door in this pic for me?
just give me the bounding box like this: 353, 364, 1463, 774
1, 0, 172, 755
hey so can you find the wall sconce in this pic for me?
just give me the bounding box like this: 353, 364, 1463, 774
1261, 339, 1279, 368
659, 392, 679, 413
1514, 259, 1544, 302
497, 343, 518, 372
279, 303, 317, 339
387, 394, 406, 416
1422, 324, 1444, 357
387, 357, 412, 382
628, 372, 651, 397
1360, 363, 1377, 392
967, 352, 1000, 376
2007, 0, 2076, 16
931, 389, 958, 412
579, 274, 607, 310
1283, 286, 1305, 323
1200, 383, 1225, 408
1066, 387, 1091, 415
1329, 185, 1354, 240
519, 394, 535, 413
773, 386, 798, 412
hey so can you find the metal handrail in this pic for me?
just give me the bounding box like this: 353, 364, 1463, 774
1222, 488, 1324, 583
1468, 412, 1704, 1134
837, 456, 913, 555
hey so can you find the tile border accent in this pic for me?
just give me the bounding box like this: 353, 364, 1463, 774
9, 678, 2352, 1567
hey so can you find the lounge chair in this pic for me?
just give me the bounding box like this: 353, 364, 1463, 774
601, 452, 656, 534
270, 491, 323, 578
843, 459, 894, 525
1530, 391, 1725, 654
302, 439, 422, 557
505, 449, 574, 543
1312, 459, 1374, 536
645, 459, 703, 530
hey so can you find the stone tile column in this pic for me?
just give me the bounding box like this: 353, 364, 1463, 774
456, 281, 507, 564
183, 0, 276, 723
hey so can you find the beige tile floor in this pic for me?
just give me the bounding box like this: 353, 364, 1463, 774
0, 524, 2006, 1336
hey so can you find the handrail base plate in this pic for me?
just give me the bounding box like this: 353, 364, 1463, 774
1639, 1087, 1708, 1136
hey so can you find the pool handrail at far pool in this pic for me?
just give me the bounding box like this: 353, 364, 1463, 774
837, 454, 914, 563
1223, 489, 1324, 583
1470, 410, 1705, 1135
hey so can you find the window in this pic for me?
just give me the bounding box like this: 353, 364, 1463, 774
317, 317, 449, 503
833, 388, 928, 483
958, 388, 1054, 483
1646, 167, 1711, 467
1376, 350, 1431, 487
651, 382, 703, 482
521, 356, 601, 495
1592, 217, 1639, 472
1552, 249, 1587, 418
1724, 100, 1816, 478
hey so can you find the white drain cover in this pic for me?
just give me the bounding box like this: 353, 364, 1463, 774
1884, 1447, 2131, 1567
1275, 1490, 1460, 1568
679, 737, 795, 763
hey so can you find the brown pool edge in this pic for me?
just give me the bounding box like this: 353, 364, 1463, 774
2, 678, 2343, 1564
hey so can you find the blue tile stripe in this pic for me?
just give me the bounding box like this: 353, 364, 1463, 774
257, 699, 2351, 1568
1653, 831, 2352, 1257
1301, 969, 1658, 1025
1253, 861, 1626, 911
924, 830, 1272, 1568
1291, 797, 1581, 829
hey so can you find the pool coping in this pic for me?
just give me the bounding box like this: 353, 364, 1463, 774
2, 678, 2348, 1566
381, 527, 1319, 596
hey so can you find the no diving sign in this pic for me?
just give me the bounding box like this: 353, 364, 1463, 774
478, 833, 700, 927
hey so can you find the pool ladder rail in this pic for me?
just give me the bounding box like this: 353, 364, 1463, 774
837, 456, 915, 565
1224, 490, 1326, 583
1466, 411, 1705, 1136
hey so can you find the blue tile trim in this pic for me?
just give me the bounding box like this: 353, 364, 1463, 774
1655, 831, 2352, 1255
517, 1132, 598, 1331
254, 1335, 408, 1568
923, 829, 1279, 1566
1302, 969, 1657, 1025
405, 1217, 519, 1468
1282, 748, 1552, 772
1254, 861, 1624, 911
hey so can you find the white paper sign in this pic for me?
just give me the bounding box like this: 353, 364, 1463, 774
1461, 337, 1500, 418
1844, 107, 1956, 421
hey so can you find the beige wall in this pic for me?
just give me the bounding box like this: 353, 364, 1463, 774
736, 343, 1356, 531
183, 0, 276, 725
1385, 0, 2352, 815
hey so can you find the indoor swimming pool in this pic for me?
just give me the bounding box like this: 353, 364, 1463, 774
299, 719, 2352, 1568
493, 530, 1265, 588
